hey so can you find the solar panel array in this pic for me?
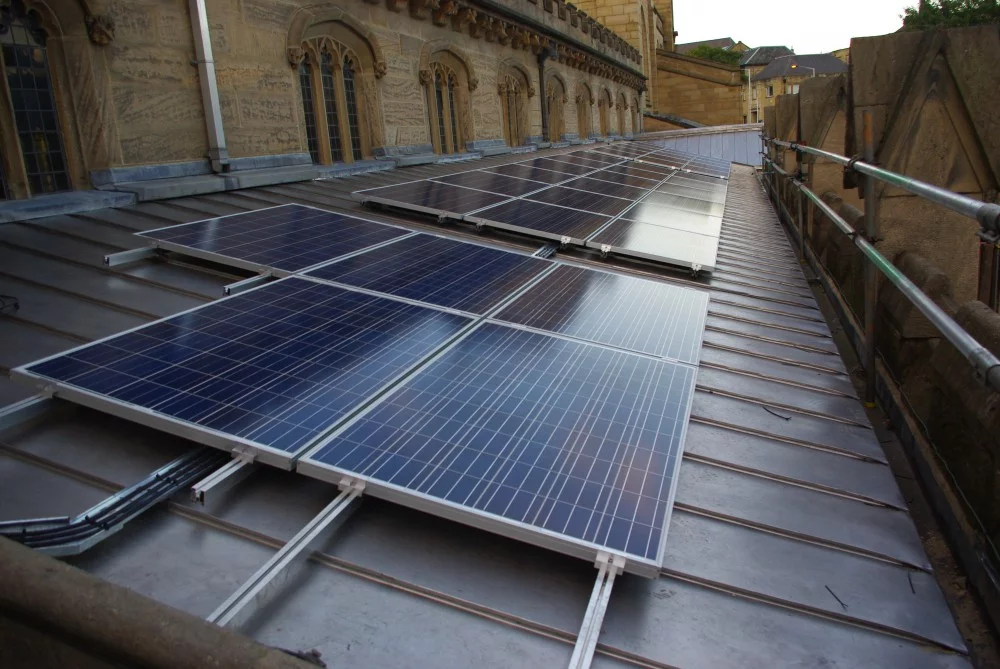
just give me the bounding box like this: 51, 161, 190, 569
356, 143, 730, 273
17, 201, 710, 576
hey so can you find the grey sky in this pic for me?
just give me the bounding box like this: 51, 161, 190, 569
672, 0, 911, 54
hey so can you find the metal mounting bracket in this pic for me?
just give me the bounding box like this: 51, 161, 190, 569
567, 552, 625, 669
223, 272, 271, 296
560, 236, 571, 248
104, 246, 159, 267
0, 395, 55, 434
207, 488, 362, 629
599, 244, 611, 258
190, 457, 257, 505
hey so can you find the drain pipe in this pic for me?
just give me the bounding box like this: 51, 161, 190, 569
189, 0, 229, 173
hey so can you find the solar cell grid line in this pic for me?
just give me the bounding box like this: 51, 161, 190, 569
298, 320, 698, 576
304, 233, 551, 315
430, 170, 550, 197
464, 199, 612, 244
558, 176, 652, 202
524, 186, 636, 217
356, 179, 512, 216
492, 264, 709, 365
16, 277, 474, 468
137, 204, 414, 275
484, 163, 578, 184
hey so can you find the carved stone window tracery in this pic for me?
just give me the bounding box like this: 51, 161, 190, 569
291, 23, 382, 165
575, 82, 593, 140
546, 75, 567, 142
423, 50, 472, 155
498, 64, 529, 148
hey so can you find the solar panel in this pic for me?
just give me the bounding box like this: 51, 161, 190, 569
465, 199, 610, 243
655, 181, 728, 204
587, 217, 721, 271
584, 169, 663, 189
137, 204, 411, 274
358, 180, 510, 215
560, 177, 652, 201
573, 150, 628, 165
493, 265, 709, 364
299, 321, 699, 576
603, 164, 670, 182
484, 164, 573, 184
642, 192, 726, 218
548, 154, 621, 170
305, 234, 549, 314
431, 171, 548, 197
525, 186, 634, 217
621, 201, 723, 237
529, 158, 596, 175
17, 278, 473, 467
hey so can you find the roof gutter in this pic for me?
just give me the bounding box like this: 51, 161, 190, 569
189, 0, 230, 173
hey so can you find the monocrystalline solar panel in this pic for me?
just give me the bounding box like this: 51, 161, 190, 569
484, 164, 573, 184
603, 164, 670, 182
529, 158, 596, 175
575, 150, 628, 164
548, 154, 621, 170
526, 187, 634, 217
299, 321, 698, 576
588, 217, 721, 271
137, 204, 411, 274
432, 171, 548, 196
358, 180, 510, 214
466, 199, 610, 242
305, 233, 549, 314
18, 278, 472, 466
586, 169, 663, 189
494, 265, 709, 364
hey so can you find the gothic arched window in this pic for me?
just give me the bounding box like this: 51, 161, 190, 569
424, 51, 471, 155
0, 1, 70, 196
617, 93, 627, 136
498, 64, 530, 148
576, 83, 593, 140
292, 22, 381, 165
546, 76, 567, 142
598, 89, 612, 137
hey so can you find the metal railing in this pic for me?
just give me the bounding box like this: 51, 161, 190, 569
759, 111, 1000, 404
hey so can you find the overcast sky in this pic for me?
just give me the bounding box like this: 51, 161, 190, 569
672, 0, 911, 54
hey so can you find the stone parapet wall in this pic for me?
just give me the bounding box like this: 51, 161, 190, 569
653, 51, 741, 126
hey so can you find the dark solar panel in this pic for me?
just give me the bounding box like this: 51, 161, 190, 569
560, 176, 651, 201
603, 164, 669, 182
468, 199, 610, 242
573, 150, 628, 164
529, 158, 596, 175
301, 321, 698, 570
305, 234, 549, 314
585, 169, 663, 189
588, 217, 721, 271
485, 163, 573, 184
21, 278, 472, 464
431, 171, 547, 197
494, 265, 708, 364
548, 154, 620, 170
138, 204, 410, 274
526, 186, 633, 217
358, 180, 509, 214
655, 181, 727, 204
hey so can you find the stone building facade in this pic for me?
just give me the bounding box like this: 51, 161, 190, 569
0, 0, 646, 200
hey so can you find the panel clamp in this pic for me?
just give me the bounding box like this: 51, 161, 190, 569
599, 244, 612, 258
337, 476, 367, 495
560, 236, 572, 248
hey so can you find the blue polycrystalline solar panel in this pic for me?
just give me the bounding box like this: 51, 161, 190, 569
137, 204, 411, 274
300, 321, 698, 574
525, 186, 634, 217
305, 234, 549, 314
431, 171, 548, 196
18, 278, 472, 466
357, 180, 510, 214
466, 199, 610, 242
484, 164, 572, 184
493, 265, 708, 364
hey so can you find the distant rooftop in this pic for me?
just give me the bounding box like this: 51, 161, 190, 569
752, 53, 849, 81
739, 45, 794, 67
676, 37, 737, 54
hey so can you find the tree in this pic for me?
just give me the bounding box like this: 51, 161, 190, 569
687, 45, 742, 66
902, 0, 1000, 29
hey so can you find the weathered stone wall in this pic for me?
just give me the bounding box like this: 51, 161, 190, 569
654, 51, 741, 126
1, 0, 645, 187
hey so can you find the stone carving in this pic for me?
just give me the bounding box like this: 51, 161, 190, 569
433, 0, 457, 26
373, 60, 387, 78
468, 76, 478, 92
386, 0, 408, 12
418, 68, 433, 86
409, 0, 436, 20
85, 14, 115, 45
287, 46, 306, 68
452, 6, 475, 33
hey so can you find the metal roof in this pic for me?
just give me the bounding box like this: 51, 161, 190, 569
739, 45, 795, 67
0, 146, 972, 668
641, 125, 763, 166
751, 53, 849, 82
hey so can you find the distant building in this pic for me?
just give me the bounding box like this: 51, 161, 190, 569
831, 47, 851, 63
675, 37, 750, 55
746, 53, 848, 122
